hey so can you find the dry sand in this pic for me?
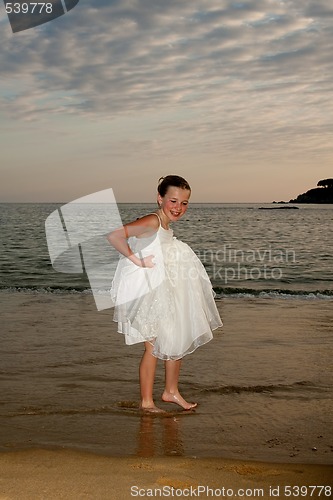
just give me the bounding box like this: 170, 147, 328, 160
0, 449, 332, 499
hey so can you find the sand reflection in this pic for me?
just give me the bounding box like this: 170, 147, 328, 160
137, 414, 184, 457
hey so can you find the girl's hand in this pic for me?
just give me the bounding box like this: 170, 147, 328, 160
140, 255, 155, 268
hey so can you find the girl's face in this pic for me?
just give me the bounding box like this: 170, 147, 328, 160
158, 186, 191, 222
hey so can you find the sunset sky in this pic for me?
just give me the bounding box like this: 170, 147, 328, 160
1, 0, 333, 203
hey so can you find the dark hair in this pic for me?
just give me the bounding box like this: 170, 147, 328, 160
157, 175, 191, 197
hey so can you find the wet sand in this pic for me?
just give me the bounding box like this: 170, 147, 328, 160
1, 293, 333, 462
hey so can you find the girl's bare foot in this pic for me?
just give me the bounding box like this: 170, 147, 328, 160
162, 391, 197, 410
139, 403, 165, 413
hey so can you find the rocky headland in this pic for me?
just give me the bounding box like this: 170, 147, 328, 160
289, 178, 333, 203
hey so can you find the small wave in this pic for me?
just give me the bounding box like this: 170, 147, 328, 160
1, 285, 333, 300
3, 402, 189, 418
0, 286, 94, 295
201, 381, 328, 395
4, 404, 135, 418
214, 287, 333, 300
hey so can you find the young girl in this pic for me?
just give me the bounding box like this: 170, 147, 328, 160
108, 175, 222, 412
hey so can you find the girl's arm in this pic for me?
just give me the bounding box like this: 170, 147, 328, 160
107, 214, 159, 268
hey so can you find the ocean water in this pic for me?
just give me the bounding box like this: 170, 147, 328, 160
0, 203, 332, 463
1, 202, 333, 297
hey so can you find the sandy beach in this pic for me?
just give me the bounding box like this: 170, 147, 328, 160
0, 449, 332, 499
1, 292, 332, 498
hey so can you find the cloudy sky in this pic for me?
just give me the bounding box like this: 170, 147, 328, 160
1, 0, 333, 203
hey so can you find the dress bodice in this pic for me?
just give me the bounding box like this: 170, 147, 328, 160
129, 213, 174, 254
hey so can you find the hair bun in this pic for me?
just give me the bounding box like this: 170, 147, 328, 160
157, 175, 191, 197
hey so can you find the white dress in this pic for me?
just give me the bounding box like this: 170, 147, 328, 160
111, 213, 222, 360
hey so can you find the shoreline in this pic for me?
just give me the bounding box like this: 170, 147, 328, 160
0, 449, 332, 500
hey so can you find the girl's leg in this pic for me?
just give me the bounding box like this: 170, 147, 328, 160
162, 359, 197, 410
139, 341, 163, 412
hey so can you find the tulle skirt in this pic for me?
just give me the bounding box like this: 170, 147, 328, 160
111, 238, 222, 360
